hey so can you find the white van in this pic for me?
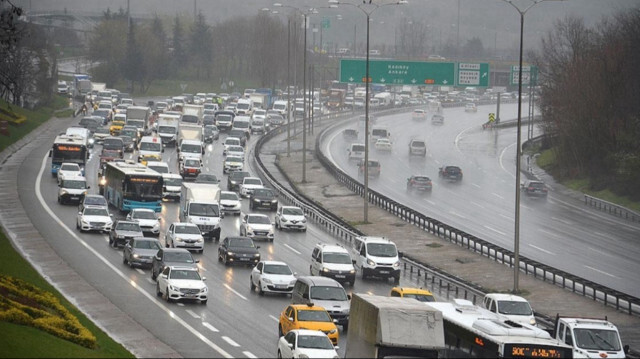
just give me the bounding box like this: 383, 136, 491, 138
236, 98, 254, 116
57, 174, 89, 204
137, 136, 163, 162
272, 100, 288, 115
232, 116, 252, 138
370, 127, 390, 142
351, 236, 401, 283
482, 293, 536, 326
348, 143, 366, 160
310, 243, 356, 286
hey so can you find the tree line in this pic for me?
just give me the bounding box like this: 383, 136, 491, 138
535, 9, 640, 200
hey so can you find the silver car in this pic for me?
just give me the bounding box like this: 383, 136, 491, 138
123, 237, 162, 268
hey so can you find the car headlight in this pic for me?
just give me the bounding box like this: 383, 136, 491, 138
99, 177, 107, 186
367, 259, 376, 266
280, 217, 288, 222
271, 199, 277, 203
196, 237, 203, 243
253, 198, 259, 202
117, 234, 125, 239
152, 223, 160, 230
301, 218, 307, 223
328, 329, 337, 334
322, 268, 330, 273
253, 253, 260, 257
289, 280, 297, 286
262, 278, 272, 284
80, 218, 89, 225
175, 237, 184, 242
169, 285, 179, 291
132, 253, 140, 258
393, 261, 401, 268
227, 251, 234, 256
200, 286, 208, 293
349, 269, 356, 274
88, 138, 95, 144
60, 190, 68, 196
530, 318, 536, 326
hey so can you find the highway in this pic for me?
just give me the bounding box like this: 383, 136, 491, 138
16, 113, 450, 357
323, 103, 640, 298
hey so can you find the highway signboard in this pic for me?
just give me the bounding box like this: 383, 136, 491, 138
339, 59, 455, 86
457, 62, 490, 87
510, 65, 538, 86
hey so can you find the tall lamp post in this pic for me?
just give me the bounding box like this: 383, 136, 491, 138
503, 0, 561, 293
329, 0, 407, 222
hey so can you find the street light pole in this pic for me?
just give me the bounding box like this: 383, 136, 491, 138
503, 0, 561, 294
287, 16, 291, 156
302, 12, 308, 182
329, 0, 407, 222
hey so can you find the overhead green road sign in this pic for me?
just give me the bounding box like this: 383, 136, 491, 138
457, 62, 490, 87
510, 65, 538, 86
340, 59, 455, 86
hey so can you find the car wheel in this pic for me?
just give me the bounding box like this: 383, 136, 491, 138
277, 350, 282, 359
269, 237, 274, 242
258, 281, 264, 296
151, 269, 157, 281
361, 269, 368, 280
223, 254, 230, 266
123, 255, 128, 265
76, 221, 80, 229
250, 277, 256, 291
201, 299, 207, 305
156, 282, 162, 297
275, 221, 280, 230
278, 324, 283, 337
164, 287, 171, 302
309, 266, 313, 276
393, 275, 400, 284
218, 252, 222, 262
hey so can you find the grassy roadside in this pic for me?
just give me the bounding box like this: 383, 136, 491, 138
537, 149, 640, 212
0, 99, 133, 357
112, 78, 257, 98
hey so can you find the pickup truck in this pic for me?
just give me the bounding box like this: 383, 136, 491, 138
552, 315, 628, 358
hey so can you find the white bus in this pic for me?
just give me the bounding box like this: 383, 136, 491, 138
428, 299, 573, 358
99, 161, 163, 212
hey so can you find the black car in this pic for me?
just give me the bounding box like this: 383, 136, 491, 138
227, 129, 248, 147
195, 173, 220, 184
249, 187, 278, 211
522, 180, 548, 198
218, 236, 260, 266
407, 175, 433, 191
120, 135, 135, 152
438, 165, 463, 182
151, 248, 199, 280
227, 171, 251, 191
108, 220, 144, 248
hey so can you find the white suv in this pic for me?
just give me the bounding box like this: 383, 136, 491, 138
275, 206, 307, 232
310, 244, 356, 286
408, 139, 427, 156
156, 266, 208, 304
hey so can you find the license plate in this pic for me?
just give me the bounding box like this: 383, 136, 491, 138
239, 258, 250, 261
380, 270, 389, 274
70, 196, 79, 200
186, 243, 195, 247
184, 294, 197, 298
276, 285, 287, 289
335, 275, 345, 278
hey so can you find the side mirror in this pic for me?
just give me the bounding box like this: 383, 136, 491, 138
352, 259, 356, 265
288, 317, 294, 322
302, 292, 309, 300
256, 246, 261, 250
160, 274, 168, 279
334, 345, 340, 350
202, 277, 207, 281
398, 251, 404, 259
220, 212, 225, 219
287, 343, 293, 349
195, 259, 200, 263
347, 294, 352, 300
48, 149, 52, 157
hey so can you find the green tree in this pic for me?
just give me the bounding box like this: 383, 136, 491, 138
88, 11, 127, 87
190, 12, 212, 79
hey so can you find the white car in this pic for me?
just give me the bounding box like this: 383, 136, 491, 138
156, 266, 208, 304
57, 162, 83, 183
240, 213, 274, 242
223, 155, 244, 174
412, 109, 427, 121
226, 145, 245, 160
374, 138, 393, 152
146, 161, 170, 174
252, 109, 267, 121
240, 177, 263, 198
165, 222, 205, 253
76, 205, 113, 233
250, 260, 297, 296
222, 137, 242, 155
277, 329, 338, 359
126, 208, 161, 236
219, 191, 241, 215
275, 206, 307, 232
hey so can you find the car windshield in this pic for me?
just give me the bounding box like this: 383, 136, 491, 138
574, 329, 621, 351
164, 252, 194, 263
61, 164, 79, 171
104, 138, 123, 149
446, 167, 461, 173
184, 159, 200, 167
248, 215, 271, 225
323, 252, 352, 264
95, 127, 110, 134
196, 175, 218, 183
148, 165, 168, 174
158, 126, 176, 134
61, 180, 86, 189
220, 192, 238, 201
230, 238, 256, 248
413, 176, 431, 183
133, 240, 161, 250
84, 196, 107, 206
227, 157, 242, 163
229, 131, 245, 139
231, 172, 249, 180
234, 121, 249, 129
217, 114, 232, 122
189, 203, 219, 217
497, 300, 533, 316
84, 208, 109, 217
121, 129, 136, 138
283, 207, 303, 216
140, 142, 162, 152
411, 141, 425, 148
175, 225, 201, 235
116, 222, 140, 231
367, 243, 397, 257
225, 138, 240, 146
297, 335, 334, 350
132, 211, 156, 220
169, 269, 201, 281
164, 177, 182, 187
263, 264, 292, 275
352, 145, 365, 152
244, 178, 262, 185
182, 144, 201, 153
253, 189, 273, 198
310, 286, 348, 301
403, 293, 435, 302
296, 310, 332, 322
528, 182, 545, 189
228, 146, 243, 153
372, 129, 387, 137
181, 115, 198, 123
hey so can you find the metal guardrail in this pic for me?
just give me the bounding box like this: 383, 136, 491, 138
307, 108, 640, 318
584, 195, 640, 222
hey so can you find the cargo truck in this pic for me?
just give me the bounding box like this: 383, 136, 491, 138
181, 104, 204, 125
73, 74, 92, 100
156, 114, 180, 146
345, 293, 445, 358
327, 89, 346, 110
179, 182, 222, 241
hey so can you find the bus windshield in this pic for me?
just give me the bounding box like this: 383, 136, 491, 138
124, 176, 162, 201
52, 144, 86, 163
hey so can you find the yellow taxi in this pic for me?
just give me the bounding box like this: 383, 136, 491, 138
390, 287, 436, 302
278, 304, 339, 345
110, 120, 126, 135
139, 154, 162, 166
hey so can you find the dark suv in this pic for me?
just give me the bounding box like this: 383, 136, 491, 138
151, 248, 199, 280
249, 188, 278, 211
439, 165, 463, 182
407, 175, 433, 191
218, 236, 260, 266
522, 180, 548, 198
227, 171, 250, 191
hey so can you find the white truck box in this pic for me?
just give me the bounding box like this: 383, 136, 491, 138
179, 182, 222, 240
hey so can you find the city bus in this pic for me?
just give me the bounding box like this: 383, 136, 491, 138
99, 161, 163, 212
428, 299, 573, 358
49, 134, 89, 177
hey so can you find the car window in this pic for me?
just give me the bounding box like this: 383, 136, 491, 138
323, 252, 352, 264
297, 335, 334, 350
230, 238, 255, 248
244, 178, 262, 185
283, 207, 303, 216
367, 243, 397, 257
310, 286, 348, 301
133, 211, 156, 220
296, 309, 332, 322
175, 225, 202, 235
164, 252, 194, 263
85, 208, 109, 217
117, 222, 140, 231
134, 240, 161, 250
169, 269, 201, 280
263, 264, 292, 275
248, 215, 271, 225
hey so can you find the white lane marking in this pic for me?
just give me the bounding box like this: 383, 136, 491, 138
551, 216, 573, 226
588, 247, 616, 258
584, 265, 617, 278
492, 193, 505, 200
499, 142, 517, 179
449, 211, 466, 219
177, 303, 185, 307
146, 278, 154, 284
203, 322, 219, 332
35, 154, 233, 358
499, 213, 512, 220
426, 200, 436, 206
243, 351, 257, 359
185, 309, 200, 319
284, 243, 301, 255
223, 283, 247, 301
453, 125, 478, 155
136, 268, 145, 275
221, 336, 240, 347
528, 244, 555, 255
472, 183, 481, 189
537, 228, 562, 239
470, 201, 484, 209
484, 225, 506, 236
269, 315, 279, 322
